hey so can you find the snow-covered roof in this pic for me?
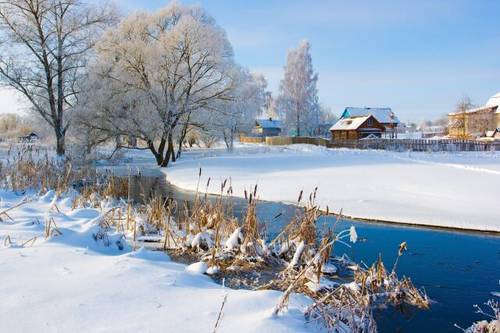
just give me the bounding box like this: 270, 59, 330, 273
449, 92, 500, 116
486, 92, 500, 108
255, 119, 282, 129
342, 107, 399, 125
330, 116, 371, 131
448, 104, 499, 116
485, 130, 497, 138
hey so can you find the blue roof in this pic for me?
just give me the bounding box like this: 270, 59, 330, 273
255, 119, 282, 129
342, 107, 399, 125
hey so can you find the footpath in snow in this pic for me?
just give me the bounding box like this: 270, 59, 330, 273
0, 191, 311, 333
163, 144, 500, 232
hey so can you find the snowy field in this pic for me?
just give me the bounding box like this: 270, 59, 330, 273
0, 191, 311, 333
161, 144, 500, 232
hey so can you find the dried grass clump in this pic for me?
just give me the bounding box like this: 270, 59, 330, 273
44, 217, 63, 239
3, 234, 37, 248
91, 208, 127, 250
0, 146, 97, 196
0, 197, 32, 223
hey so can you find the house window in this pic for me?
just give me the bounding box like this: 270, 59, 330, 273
367, 118, 373, 126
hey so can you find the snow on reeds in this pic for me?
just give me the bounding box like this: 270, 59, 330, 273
0, 150, 430, 333
456, 300, 500, 333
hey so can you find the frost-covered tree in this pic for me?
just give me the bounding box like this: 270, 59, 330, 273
263, 91, 278, 119
79, 2, 235, 167
277, 40, 319, 136
206, 68, 266, 151
0, 0, 115, 155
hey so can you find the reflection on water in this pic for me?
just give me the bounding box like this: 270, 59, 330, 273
132, 175, 500, 333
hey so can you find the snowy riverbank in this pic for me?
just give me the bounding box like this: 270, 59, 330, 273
0, 191, 312, 333
162, 144, 500, 232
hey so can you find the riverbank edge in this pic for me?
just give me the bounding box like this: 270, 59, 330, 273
164, 176, 500, 236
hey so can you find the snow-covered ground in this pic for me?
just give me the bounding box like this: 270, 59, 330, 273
0, 191, 312, 333
161, 144, 500, 232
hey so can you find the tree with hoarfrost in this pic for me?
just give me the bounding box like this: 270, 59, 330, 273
0, 0, 115, 155
205, 67, 266, 151
78, 2, 237, 167
277, 40, 320, 136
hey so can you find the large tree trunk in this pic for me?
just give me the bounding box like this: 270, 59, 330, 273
55, 129, 65, 156
168, 134, 176, 163
147, 138, 165, 166
149, 134, 176, 168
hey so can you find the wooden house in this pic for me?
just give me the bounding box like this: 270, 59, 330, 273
448, 92, 500, 139
330, 115, 385, 141
252, 118, 282, 137
340, 107, 400, 138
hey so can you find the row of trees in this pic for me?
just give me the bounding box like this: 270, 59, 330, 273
0, 0, 332, 166
0, 1, 268, 166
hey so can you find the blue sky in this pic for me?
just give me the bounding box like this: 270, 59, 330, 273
118, 0, 500, 123
3, 0, 499, 123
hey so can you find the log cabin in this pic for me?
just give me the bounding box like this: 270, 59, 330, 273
330, 115, 386, 141
340, 107, 400, 138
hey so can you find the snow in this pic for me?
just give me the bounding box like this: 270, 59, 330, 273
330, 116, 371, 131
344, 282, 361, 292
485, 92, 500, 108
0, 191, 314, 333
164, 144, 500, 232
289, 241, 305, 268
225, 227, 242, 250
349, 226, 358, 244
207, 266, 221, 275
342, 107, 399, 124
186, 261, 209, 274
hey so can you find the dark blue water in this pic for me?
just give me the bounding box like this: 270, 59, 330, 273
237, 199, 500, 332
166, 184, 500, 333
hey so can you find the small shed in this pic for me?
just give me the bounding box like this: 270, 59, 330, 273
252, 118, 282, 137
330, 115, 385, 141
18, 132, 39, 143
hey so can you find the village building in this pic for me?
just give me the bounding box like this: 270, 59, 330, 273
481, 128, 500, 141
330, 115, 386, 141
339, 107, 400, 138
18, 132, 39, 143
448, 92, 500, 139
251, 118, 282, 137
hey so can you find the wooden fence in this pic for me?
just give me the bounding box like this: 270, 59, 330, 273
329, 139, 500, 152
240, 136, 500, 152
239, 136, 265, 144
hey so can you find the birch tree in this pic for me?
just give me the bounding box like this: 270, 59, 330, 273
0, 0, 115, 155
79, 2, 235, 167
277, 40, 319, 136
